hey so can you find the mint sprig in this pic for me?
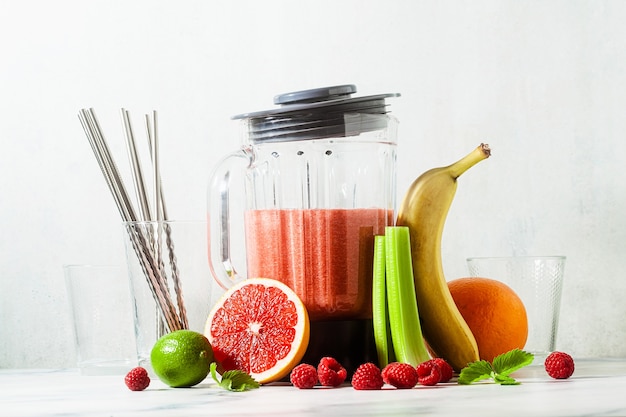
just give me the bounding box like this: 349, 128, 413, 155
210, 362, 260, 391
458, 349, 534, 385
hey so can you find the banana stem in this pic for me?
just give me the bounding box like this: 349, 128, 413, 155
447, 143, 491, 179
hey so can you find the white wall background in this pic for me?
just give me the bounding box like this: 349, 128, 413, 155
1, 0, 625, 368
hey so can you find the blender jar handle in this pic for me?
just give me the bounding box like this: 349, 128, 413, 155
207, 148, 251, 290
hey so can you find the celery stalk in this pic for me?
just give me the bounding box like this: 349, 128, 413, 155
384, 226, 430, 366
372, 235, 389, 368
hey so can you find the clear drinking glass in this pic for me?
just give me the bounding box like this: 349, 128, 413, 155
64, 265, 137, 375
123, 220, 217, 372
466, 256, 566, 360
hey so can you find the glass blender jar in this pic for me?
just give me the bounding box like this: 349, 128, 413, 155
208, 85, 399, 374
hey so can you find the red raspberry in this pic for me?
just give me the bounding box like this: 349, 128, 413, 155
124, 367, 150, 391
317, 357, 347, 387
544, 351, 575, 379
351, 362, 384, 390
416, 360, 441, 386
431, 358, 454, 382
381, 362, 418, 389
290, 363, 318, 389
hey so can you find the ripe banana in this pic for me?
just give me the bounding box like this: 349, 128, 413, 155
396, 143, 491, 372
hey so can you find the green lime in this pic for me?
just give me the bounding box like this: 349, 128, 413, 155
150, 329, 214, 388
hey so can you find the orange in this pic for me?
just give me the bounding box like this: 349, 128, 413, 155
204, 278, 310, 384
447, 277, 528, 363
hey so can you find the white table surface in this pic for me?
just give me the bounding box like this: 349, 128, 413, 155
2, 359, 626, 417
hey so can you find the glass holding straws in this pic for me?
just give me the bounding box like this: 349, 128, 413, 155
78, 109, 212, 372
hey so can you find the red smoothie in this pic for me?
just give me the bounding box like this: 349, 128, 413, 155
244, 208, 393, 321
244, 208, 392, 376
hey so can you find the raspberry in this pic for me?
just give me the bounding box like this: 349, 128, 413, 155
544, 351, 575, 379
317, 357, 347, 387
351, 362, 384, 390
290, 363, 318, 389
431, 358, 454, 382
381, 362, 418, 389
124, 367, 150, 391
416, 360, 441, 386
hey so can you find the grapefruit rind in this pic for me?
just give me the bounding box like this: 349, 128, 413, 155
204, 277, 310, 384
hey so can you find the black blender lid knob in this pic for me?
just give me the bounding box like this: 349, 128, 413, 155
274, 84, 357, 105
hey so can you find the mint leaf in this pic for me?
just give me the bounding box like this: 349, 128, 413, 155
210, 362, 220, 384
493, 374, 519, 385
220, 370, 260, 392
459, 349, 534, 385
492, 348, 534, 376
458, 360, 494, 384
210, 362, 260, 392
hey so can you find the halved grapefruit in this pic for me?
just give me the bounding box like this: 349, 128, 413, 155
204, 278, 310, 384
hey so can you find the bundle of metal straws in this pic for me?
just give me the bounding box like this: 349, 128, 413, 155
78, 108, 187, 332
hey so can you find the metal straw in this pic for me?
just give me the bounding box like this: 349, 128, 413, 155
121, 109, 152, 222
145, 112, 188, 328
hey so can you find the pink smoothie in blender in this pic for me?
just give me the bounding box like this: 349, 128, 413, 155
245, 208, 393, 320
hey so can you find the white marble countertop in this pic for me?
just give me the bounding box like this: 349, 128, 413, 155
2, 359, 626, 417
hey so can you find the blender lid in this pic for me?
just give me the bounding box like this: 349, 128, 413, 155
232, 85, 400, 142
232, 84, 399, 119
274, 84, 358, 105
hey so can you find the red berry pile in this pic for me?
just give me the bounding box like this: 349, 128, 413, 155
289, 357, 455, 390
289, 357, 348, 389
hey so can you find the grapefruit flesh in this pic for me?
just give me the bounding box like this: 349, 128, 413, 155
205, 278, 310, 384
